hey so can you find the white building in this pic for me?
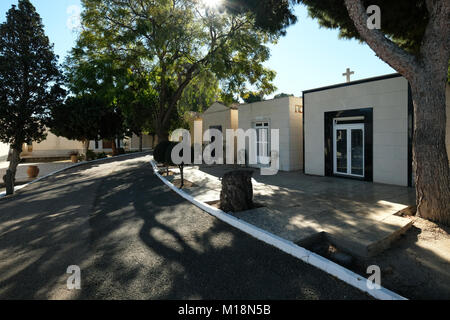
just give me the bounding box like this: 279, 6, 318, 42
17, 130, 154, 160
238, 96, 303, 171
196, 102, 239, 145
303, 73, 450, 187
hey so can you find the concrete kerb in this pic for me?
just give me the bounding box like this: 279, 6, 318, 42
0, 151, 152, 199
150, 159, 407, 301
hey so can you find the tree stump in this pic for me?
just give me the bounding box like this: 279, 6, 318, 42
220, 170, 254, 213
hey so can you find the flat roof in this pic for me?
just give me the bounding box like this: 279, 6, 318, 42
237, 95, 302, 108
302, 73, 403, 95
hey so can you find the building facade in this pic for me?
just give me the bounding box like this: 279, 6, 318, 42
303, 74, 450, 187
238, 96, 303, 171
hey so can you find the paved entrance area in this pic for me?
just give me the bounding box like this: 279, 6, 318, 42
167, 165, 416, 258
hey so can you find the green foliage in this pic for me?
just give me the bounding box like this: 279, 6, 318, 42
241, 91, 264, 103
120, 71, 158, 136
232, 0, 449, 81
178, 70, 220, 115
0, 0, 65, 150
50, 95, 103, 142
95, 152, 108, 160
75, 0, 280, 138
86, 150, 97, 161
300, 0, 427, 54
224, 0, 298, 36
274, 93, 294, 99
49, 94, 125, 143
232, 0, 428, 54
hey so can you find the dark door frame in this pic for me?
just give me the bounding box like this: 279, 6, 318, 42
324, 108, 373, 182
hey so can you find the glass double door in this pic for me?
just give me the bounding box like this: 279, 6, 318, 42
333, 123, 365, 177
255, 122, 270, 165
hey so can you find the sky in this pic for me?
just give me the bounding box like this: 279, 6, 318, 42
0, 0, 395, 98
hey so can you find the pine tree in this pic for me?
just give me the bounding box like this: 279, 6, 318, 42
0, 0, 65, 195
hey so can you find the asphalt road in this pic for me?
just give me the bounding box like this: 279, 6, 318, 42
0, 154, 368, 299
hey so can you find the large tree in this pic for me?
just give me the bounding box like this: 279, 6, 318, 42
65, 45, 132, 155
75, 0, 279, 141
233, 0, 450, 225
49, 94, 123, 157
0, 0, 65, 195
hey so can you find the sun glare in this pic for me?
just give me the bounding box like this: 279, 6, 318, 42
202, 0, 223, 9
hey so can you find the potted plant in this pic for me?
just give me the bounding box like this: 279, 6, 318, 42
26, 165, 39, 179
69, 151, 79, 163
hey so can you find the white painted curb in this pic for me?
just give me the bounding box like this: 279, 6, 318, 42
150, 160, 407, 301
0, 151, 152, 199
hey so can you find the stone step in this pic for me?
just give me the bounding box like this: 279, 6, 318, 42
327, 215, 414, 258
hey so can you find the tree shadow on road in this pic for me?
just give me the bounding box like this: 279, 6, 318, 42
78, 163, 369, 300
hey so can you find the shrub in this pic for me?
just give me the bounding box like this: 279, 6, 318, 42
117, 147, 125, 155
154, 141, 172, 164
86, 150, 97, 161
96, 152, 107, 159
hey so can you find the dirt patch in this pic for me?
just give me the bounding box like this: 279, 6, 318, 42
159, 170, 176, 177
302, 235, 355, 269
396, 205, 417, 217
359, 217, 450, 299
171, 179, 197, 189
206, 200, 265, 212
304, 217, 450, 299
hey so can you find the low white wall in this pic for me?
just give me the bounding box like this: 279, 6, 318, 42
124, 134, 156, 151
0, 142, 9, 162
22, 131, 84, 158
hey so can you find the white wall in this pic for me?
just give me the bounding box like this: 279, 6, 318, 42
123, 133, 156, 151
201, 102, 234, 144
289, 97, 304, 170
0, 142, 9, 162
304, 76, 409, 186
21, 131, 84, 158
238, 96, 303, 171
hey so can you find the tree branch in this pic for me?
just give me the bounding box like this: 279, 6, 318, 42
420, 0, 450, 79
343, 0, 420, 81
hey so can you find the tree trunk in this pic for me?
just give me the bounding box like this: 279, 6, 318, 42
152, 134, 157, 148
111, 140, 118, 156
3, 148, 21, 196
139, 133, 143, 152
220, 170, 254, 213
411, 78, 450, 225
156, 130, 169, 143
83, 140, 89, 159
